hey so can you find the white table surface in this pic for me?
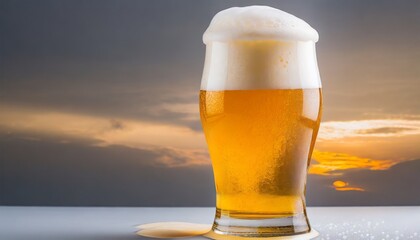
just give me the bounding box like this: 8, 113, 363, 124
0, 206, 419, 240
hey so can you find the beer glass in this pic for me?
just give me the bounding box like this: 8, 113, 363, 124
199, 6, 322, 237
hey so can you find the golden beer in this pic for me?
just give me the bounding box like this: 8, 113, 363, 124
200, 89, 321, 217
201, 6, 322, 237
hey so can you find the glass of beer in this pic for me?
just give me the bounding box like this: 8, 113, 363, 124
199, 6, 322, 237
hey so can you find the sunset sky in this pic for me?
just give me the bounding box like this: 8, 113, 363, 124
1, 0, 419, 206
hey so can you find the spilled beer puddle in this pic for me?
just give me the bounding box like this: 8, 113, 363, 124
136, 222, 211, 238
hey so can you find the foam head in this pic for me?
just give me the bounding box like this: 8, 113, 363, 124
201, 6, 321, 91
203, 5, 319, 43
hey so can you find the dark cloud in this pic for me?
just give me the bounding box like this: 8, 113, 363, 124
1, 132, 420, 206
109, 119, 125, 130
1, 0, 208, 130
306, 159, 420, 206
145, 105, 202, 132
1, 0, 419, 126
0, 134, 214, 206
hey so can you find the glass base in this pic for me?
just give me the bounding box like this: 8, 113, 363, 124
212, 209, 310, 237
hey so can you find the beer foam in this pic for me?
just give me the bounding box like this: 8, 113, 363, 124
201, 6, 321, 91
203, 6, 319, 43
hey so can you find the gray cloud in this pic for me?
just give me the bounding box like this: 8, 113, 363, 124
109, 119, 125, 130
1, 132, 420, 206
306, 159, 420, 206
0, 134, 214, 206
1, 0, 208, 130
1, 0, 419, 127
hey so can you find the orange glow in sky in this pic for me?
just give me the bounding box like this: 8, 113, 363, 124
309, 150, 398, 176
1, 104, 420, 188
333, 180, 365, 192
